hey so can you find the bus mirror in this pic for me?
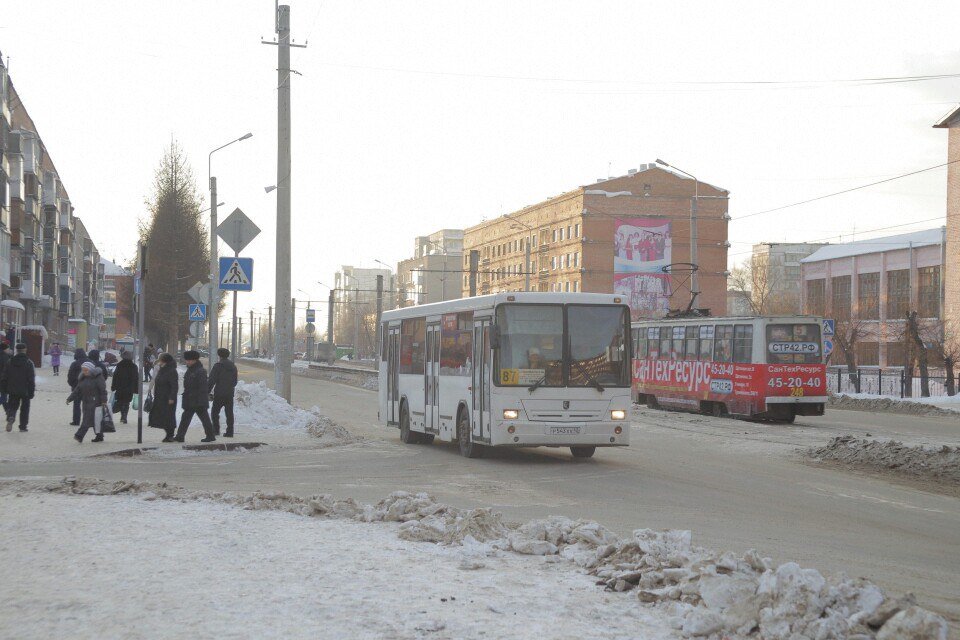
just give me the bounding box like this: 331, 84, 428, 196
490, 325, 501, 350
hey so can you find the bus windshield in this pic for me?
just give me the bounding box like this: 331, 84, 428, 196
495, 304, 630, 388
766, 323, 822, 364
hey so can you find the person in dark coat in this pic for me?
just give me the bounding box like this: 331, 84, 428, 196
87, 349, 110, 380
143, 344, 156, 382
1, 343, 36, 432
175, 350, 216, 443
67, 348, 88, 426
0, 342, 11, 410
111, 350, 140, 424
208, 347, 238, 437
68, 361, 109, 443
149, 353, 179, 442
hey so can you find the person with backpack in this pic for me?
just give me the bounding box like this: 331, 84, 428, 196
67, 348, 88, 426
208, 348, 238, 437
1, 344, 36, 432
68, 361, 109, 443
175, 350, 216, 443
111, 350, 140, 424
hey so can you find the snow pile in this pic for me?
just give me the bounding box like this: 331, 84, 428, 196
6, 477, 947, 640
807, 435, 960, 485
829, 394, 960, 418
232, 381, 359, 446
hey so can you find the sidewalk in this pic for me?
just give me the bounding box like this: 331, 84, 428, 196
0, 360, 326, 463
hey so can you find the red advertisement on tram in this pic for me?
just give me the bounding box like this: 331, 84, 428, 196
631, 316, 827, 422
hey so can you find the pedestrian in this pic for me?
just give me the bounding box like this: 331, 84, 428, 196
49, 342, 63, 376
5, 325, 15, 346
209, 347, 238, 437
1, 343, 35, 432
149, 352, 179, 442
175, 350, 216, 443
143, 343, 156, 382
0, 342, 11, 411
67, 348, 88, 425
87, 349, 110, 380
68, 361, 109, 443
111, 350, 139, 424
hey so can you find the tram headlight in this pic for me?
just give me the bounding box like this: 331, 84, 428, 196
503, 409, 519, 420
610, 409, 626, 421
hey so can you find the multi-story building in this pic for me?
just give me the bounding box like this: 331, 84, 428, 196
333, 266, 395, 357
461, 164, 729, 319
935, 106, 960, 329
101, 259, 133, 349
800, 228, 944, 367
396, 229, 464, 307
748, 242, 829, 314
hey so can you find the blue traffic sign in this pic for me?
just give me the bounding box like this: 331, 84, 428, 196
219, 257, 253, 292
824, 338, 834, 356
306, 308, 316, 323
188, 304, 207, 322
822, 319, 835, 337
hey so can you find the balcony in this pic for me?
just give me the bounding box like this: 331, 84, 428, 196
59, 211, 73, 231
59, 273, 74, 289
19, 278, 37, 300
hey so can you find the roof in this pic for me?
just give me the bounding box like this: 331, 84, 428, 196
800, 228, 943, 263
934, 104, 960, 128
100, 259, 130, 277
381, 292, 629, 322
585, 163, 729, 195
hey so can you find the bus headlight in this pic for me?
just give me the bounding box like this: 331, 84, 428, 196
610, 409, 626, 421
503, 409, 519, 420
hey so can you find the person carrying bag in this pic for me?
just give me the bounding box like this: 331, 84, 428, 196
69, 361, 109, 443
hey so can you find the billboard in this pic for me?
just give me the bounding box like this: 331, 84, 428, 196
613, 218, 671, 319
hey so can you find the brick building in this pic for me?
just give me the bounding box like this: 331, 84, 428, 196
101, 259, 133, 349
461, 164, 729, 318
934, 107, 960, 327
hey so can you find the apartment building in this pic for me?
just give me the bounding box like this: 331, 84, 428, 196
461, 164, 729, 319
333, 265, 395, 357
396, 229, 464, 307
102, 259, 133, 348
748, 242, 829, 314
800, 228, 944, 367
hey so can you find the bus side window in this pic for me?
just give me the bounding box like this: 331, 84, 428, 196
684, 326, 698, 360
714, 325, 733, 362
698, 325, 714, 361
733, 325, 753, 363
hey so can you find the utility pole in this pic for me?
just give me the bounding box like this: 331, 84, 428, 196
263, 4, 304, 400
267, 305, 273, 356
524, 238, 531, 291
327, 289, 334, 353
135, 242, 147, 445
208, 176, 218, 369
375, 275, 383, 354
354, 287, 360, 359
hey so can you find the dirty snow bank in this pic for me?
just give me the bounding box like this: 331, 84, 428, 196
4, 477, 947, 640
830, 394, 960, 418
233, 381, 360, 446
807, 435, 960, 485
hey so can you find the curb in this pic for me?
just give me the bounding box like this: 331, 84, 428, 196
92, 442, 266, 458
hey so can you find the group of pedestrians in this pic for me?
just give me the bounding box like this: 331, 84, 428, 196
146, 347, 238, 444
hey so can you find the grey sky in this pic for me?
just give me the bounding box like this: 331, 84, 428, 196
4, 1, 959, 325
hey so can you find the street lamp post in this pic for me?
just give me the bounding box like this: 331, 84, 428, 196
208, 132, 252, 367
655, 159, 699, 308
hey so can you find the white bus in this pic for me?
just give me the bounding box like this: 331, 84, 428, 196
378, 292, 632, 458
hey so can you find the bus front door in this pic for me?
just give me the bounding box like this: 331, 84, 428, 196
387, 326, 400, 425
472, 320, 491, 442
425, 323, 440, 433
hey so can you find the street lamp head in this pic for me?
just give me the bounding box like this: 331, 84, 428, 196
239, 132, 253, 141
264, 185, 277, 194
655, 158, 669, 167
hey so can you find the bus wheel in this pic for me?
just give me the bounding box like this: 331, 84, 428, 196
457, 411, 484, 458
400, 405, 420, 444
711, 402, 727, 418
570, 446, 596, 459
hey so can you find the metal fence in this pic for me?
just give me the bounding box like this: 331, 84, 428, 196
826, 367, 956, 398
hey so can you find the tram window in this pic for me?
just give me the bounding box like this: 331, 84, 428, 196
672, 326, 684, 359
635, 330, 648, 358
733, 325, 753, 363
659, 327, 671, 358
400, 318, 426, 374
698, 325, 714, 361
647, 327, 660, 358
714, 325, 734, 362
684, 326, 698, 360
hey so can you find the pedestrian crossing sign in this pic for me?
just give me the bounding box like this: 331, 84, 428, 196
219, 257, 254, 292
188, 304, 207, 322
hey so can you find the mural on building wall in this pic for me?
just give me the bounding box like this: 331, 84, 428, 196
613, 218, 672, 319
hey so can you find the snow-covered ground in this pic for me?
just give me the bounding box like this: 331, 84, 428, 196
0, 489, 677, 640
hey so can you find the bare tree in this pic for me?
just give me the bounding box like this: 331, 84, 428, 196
831, 318, 873, 391
139, 141, 212, 351
925, 319, 959, 396
728, 255, 798, 316
904, 312, 932, 397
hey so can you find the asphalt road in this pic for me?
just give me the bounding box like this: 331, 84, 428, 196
3, 363, 958, 626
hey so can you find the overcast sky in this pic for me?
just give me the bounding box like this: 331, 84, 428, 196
4, 1, 960, 328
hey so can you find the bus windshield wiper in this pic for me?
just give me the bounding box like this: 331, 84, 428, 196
527, 375, 547, 393
572, 360, 605, 393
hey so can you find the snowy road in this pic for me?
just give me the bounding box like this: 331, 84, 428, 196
3, 363, 959, 628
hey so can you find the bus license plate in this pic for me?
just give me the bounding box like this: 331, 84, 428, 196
548, 426, 581, 435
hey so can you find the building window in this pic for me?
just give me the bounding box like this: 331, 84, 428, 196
573, 252, 579, 268
552, 229, 557, 243
573, 281, 578, 292
858, 272, 879, 320
886, 342, 906, 367
886, 269, 910, 319
564, 282, 570, 292
831, 275, 851, 320
856, 341, 879, 367
918, 266, 940, 318
574, 223, 580, 238
806, 279, 825, 316
565, 254, 570, 268
567, 225, 572, 239
532, 235, 537, 248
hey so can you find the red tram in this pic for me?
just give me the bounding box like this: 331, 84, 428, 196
631, 316, 827, 422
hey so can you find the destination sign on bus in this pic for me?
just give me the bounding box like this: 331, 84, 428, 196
768, 342, 819, 355
500, 368, 546, 385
